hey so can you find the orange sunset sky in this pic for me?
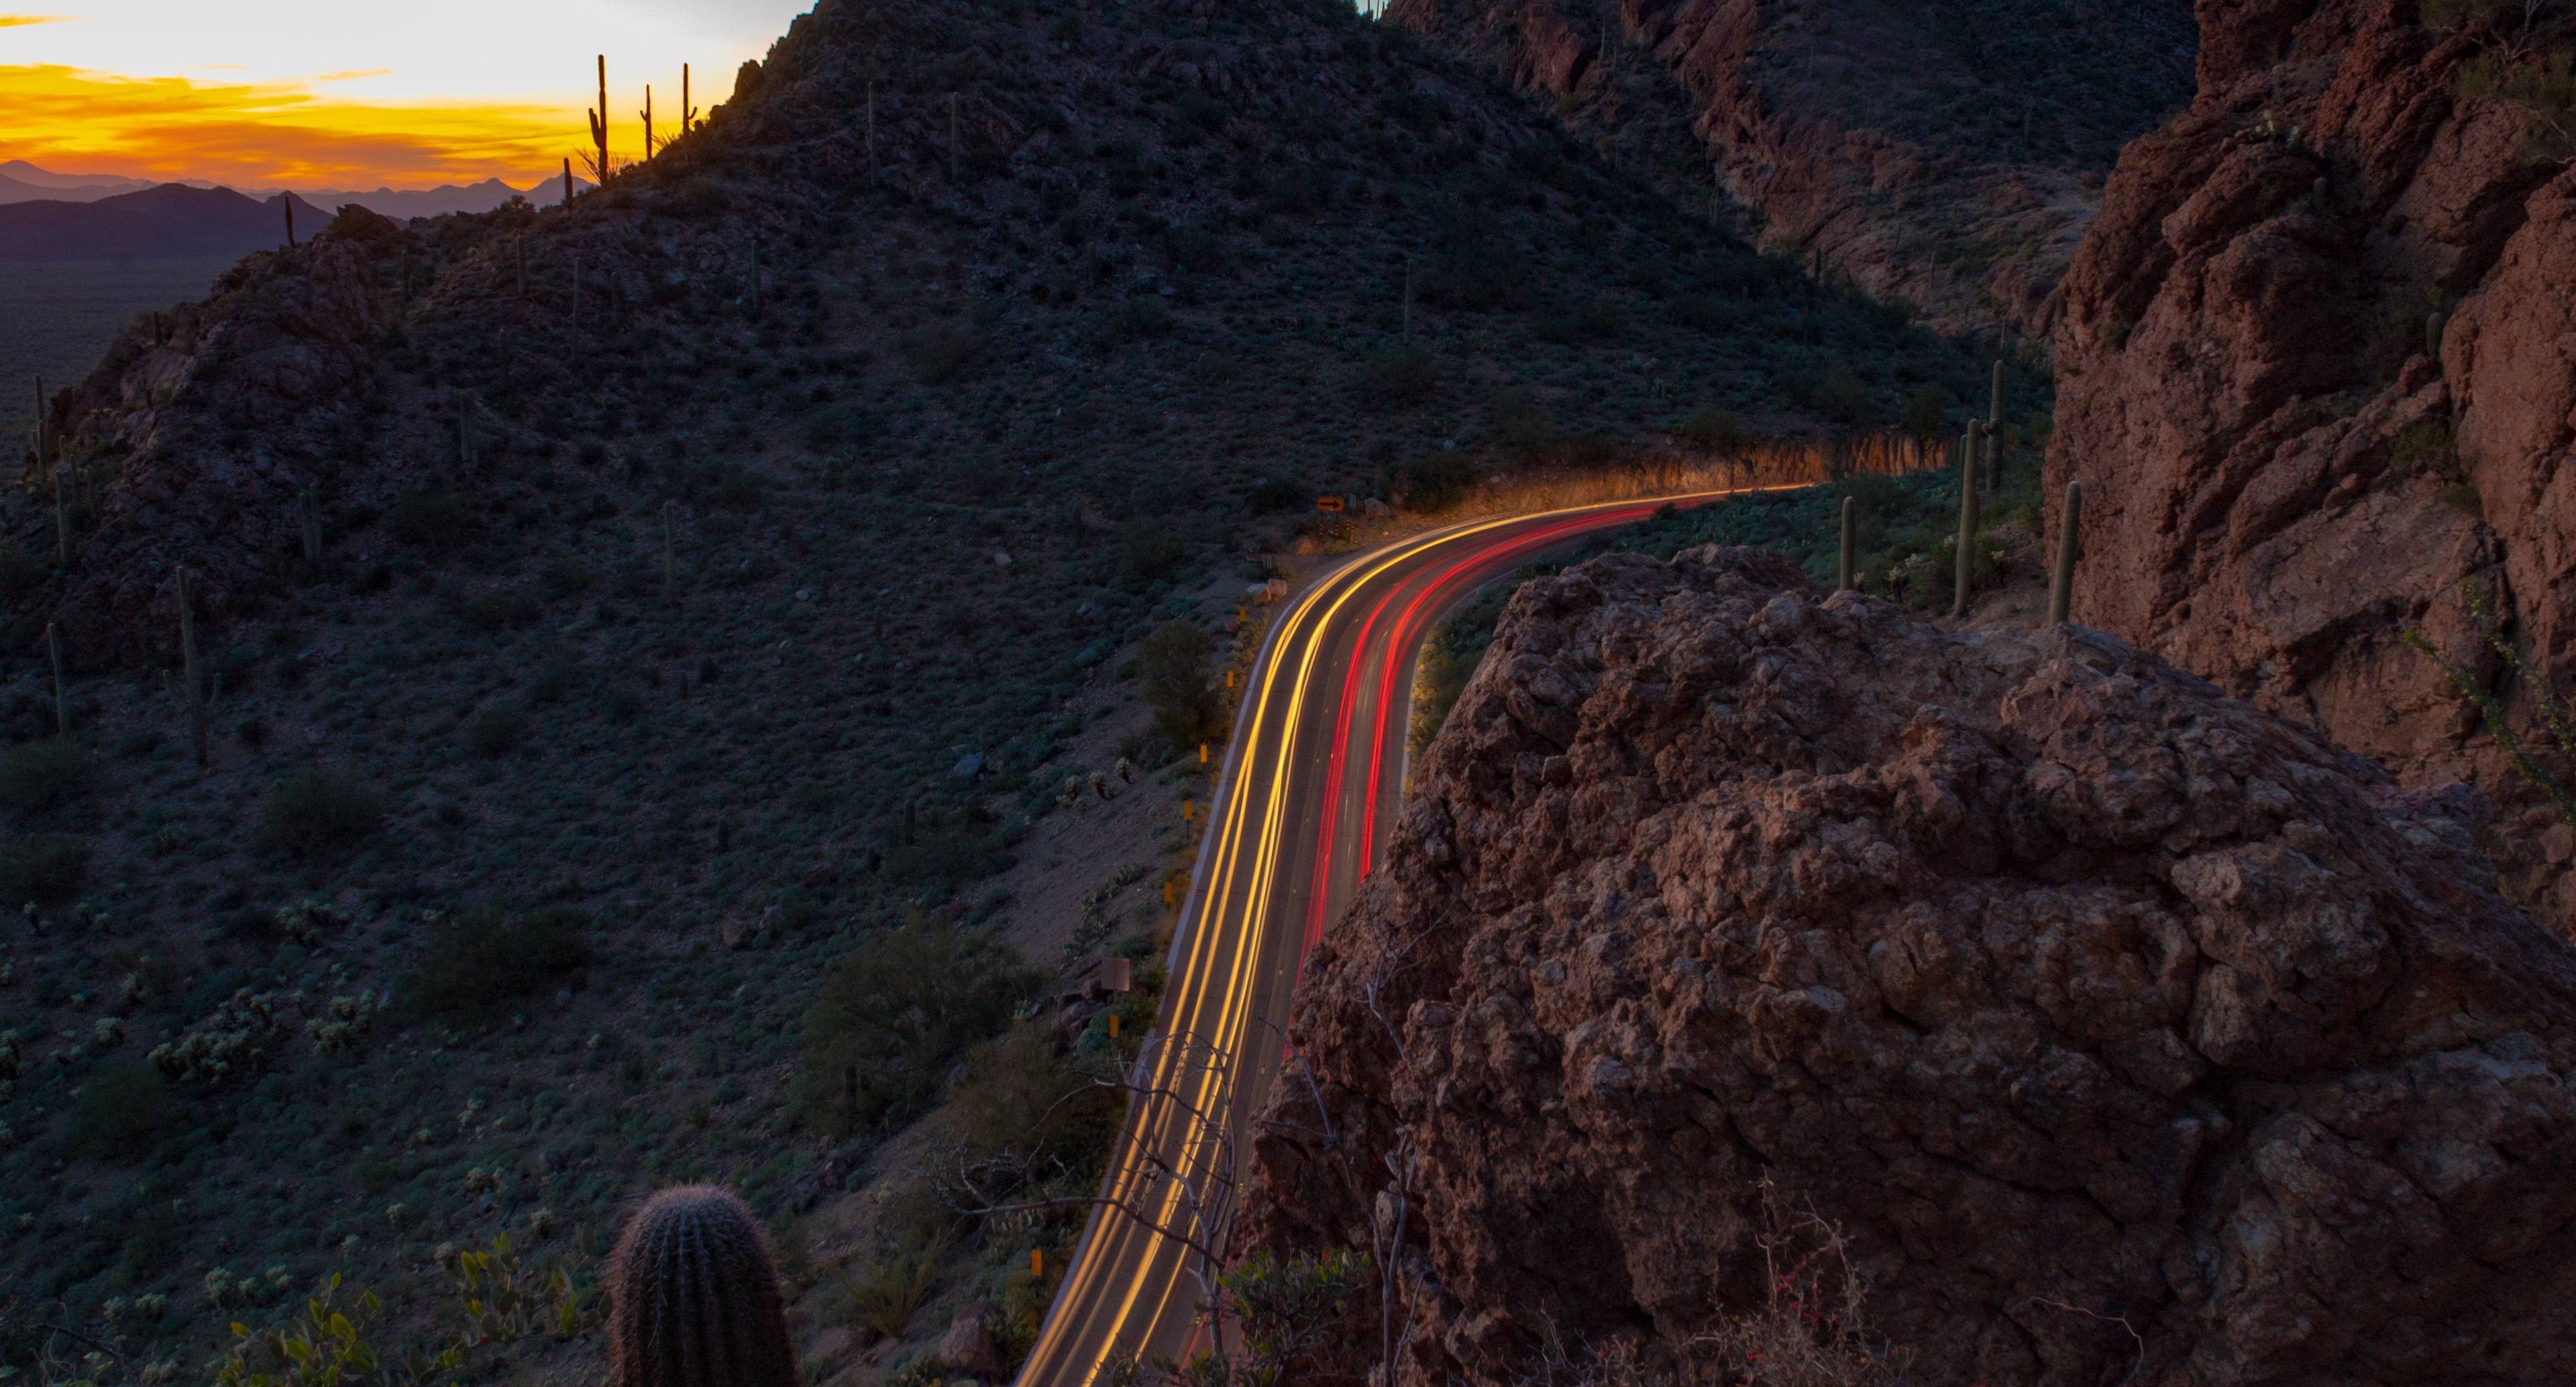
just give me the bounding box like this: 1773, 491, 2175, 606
1, 2, 808, 190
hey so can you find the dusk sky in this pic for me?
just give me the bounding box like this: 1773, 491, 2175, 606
1, 1, 810, 188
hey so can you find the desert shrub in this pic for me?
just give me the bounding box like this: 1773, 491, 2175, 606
835, 1228, 952, 1339
943, 1023, 1120, 1174
0, 738, 93, 818
1903, 386, 1956, 443
0, 543, 50, 603
1246, 475, 1307, 513
256, 768, 384, 859
1120, 522, 1189, 583
405, 904, 590, 1015
385, 490, 477, 551
902, 322, 983, 384
799, 915, 1040, 1133
1676, 408, 1747, 455
1107, 296, 1174, 341
1783, 361, 1872, 426
2390, 418, 2462, 479
1533, 300, 1622, 345
1356, 345, 1435, 407
1401, 451, 1478, 514
0, 833, 88, 905
464, 704, 529, 759
70, 1059, 170, 1160
1138, 620, 1224, 748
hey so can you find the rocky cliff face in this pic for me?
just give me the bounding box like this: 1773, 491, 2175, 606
1245, 547, 2576, 1386
1385, 0, 2198, 337
2048, 2, 2576, 917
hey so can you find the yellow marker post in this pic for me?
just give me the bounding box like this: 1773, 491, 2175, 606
1032, 1247, 1044, 1278
1163, 879, 1176, 905
1198, 742, 1209, 765
1108, 1013, 1121, 1039
1182, 798, 1193, 822
1225, 669, 1236, 689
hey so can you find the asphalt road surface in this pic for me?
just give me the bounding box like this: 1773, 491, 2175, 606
1019, 492, 1741, 1386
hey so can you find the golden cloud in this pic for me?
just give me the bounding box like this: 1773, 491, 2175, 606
0, 64, 586, 188
0, 15, 72, 26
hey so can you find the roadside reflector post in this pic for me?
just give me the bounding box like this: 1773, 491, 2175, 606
1182, 798, 1193, 822
1032, 1248, 1044, 1278
1163, 878, 1177, 904
1225, 669, 1236, 689
1198, 742, 1209, 765
1108, 1013, 1121, 1039
1111, 957, 1133, 993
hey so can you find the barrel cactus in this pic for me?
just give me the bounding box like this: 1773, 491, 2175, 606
606, 1185, 797, 1387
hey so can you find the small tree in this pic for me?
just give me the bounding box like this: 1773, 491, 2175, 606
1138, 621, 1225, 747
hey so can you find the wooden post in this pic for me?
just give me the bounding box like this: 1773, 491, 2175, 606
2047, 483, 2082, 627
46, 622, 66, 736
1836, 495, 1854, 592
1952, 422, 1980, 619
178, 568, 206, 767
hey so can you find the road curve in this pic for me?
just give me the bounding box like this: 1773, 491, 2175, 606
1020, 492, 1746, 1386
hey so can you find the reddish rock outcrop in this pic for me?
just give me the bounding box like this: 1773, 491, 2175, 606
2048, 3, 2576, 917
1386, 0, 2198, 337
1245, 547, 2576, 1386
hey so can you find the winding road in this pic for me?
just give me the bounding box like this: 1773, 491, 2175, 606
1019, 492, 1746, 1386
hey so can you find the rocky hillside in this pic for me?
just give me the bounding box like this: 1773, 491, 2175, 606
1246, 545, 2576, 1386
2048, 0, 2576, 923
0, 0, 2006, 1372
1385, 0, 2198, 337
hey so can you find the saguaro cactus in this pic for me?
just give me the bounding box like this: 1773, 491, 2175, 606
587, 56, 612, 186
46, 622, 66, 736
1986, 358, 2006, 492
2047, 483, 2083, 627
284, 193, 297, 249
605, 1186, 796, 1387
682, 64, 698, 137
564, 156, 576, 207
1952, 422, 1981, 619
1836, 495, 1855, 592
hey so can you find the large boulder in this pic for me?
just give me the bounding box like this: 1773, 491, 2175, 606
2047, 0, 2576, 921
1244, 546, 2576, 1386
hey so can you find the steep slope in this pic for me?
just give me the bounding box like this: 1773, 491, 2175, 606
1385, 0, 2198, 338
0, 0, 1999, 1369
1246, 545, 2576, 1386
2047, 1, 2576, 921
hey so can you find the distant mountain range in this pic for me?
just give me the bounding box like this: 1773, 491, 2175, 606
0, 160, 592, 261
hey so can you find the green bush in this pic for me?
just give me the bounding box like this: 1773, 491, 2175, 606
0, 833, 88, 905
941, 1025, 1118, 1171
902, 322, 984, 384
800, 914, 1040, 1133
1401, 451, 1478, 514
405, 905, 590, 1015
70, 1060, 170, 1160
0, 738, 93, 819
1356, 345, 1434, 407
464, 704, 529, 759
1138, 620, 1224, 748
385, 491, 477, 551
1677, 408, 1748, 455
256, 768, 385, 859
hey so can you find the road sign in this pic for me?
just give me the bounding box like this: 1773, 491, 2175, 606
1316, 496, 1344, 512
